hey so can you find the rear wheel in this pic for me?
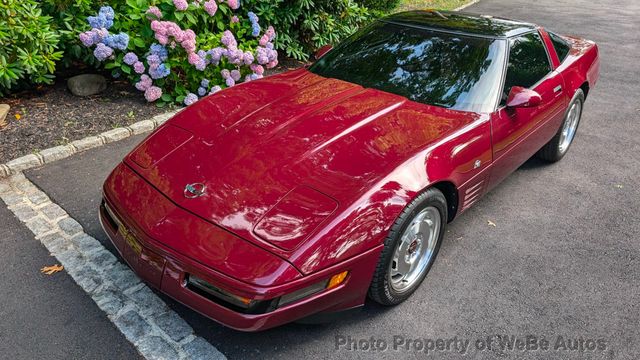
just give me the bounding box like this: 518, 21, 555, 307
537, 89, 585, 162
368, 188, 447, 305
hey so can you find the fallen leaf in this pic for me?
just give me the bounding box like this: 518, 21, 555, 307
14, 113, 21, 120
41, 264, 64, 275
0, 118, 7, 128
487, 220, 496, 227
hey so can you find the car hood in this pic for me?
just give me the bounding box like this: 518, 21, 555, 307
125, 69, 478, 258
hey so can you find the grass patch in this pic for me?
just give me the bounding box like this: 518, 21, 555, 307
395, 0, 473, 12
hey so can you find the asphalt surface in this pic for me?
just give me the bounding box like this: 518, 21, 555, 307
23, 0, 640, 358
0, 202, 141, 359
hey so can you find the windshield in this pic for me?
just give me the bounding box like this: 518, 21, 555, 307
309, 21, 507, 113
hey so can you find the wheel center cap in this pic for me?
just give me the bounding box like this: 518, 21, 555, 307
408, 239, 420, 255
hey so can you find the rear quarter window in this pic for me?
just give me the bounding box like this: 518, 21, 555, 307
549, 31, 571, 63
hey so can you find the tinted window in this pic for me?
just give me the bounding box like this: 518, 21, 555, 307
502, 32, 551, 104
309, 21, 507, 113
548, 31, 571, 63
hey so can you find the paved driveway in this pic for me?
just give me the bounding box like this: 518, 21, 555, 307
18, 0, 640, 358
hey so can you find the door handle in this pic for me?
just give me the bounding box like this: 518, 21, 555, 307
553, 85, 563, 93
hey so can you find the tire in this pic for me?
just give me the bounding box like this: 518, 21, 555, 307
368, 188, 447, 305
537, 89, 585, 162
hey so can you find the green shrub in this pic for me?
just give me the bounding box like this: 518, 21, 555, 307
0, 0, 63, 94
77, 1, 280, 105
244, 0, 376, 61
356, 0, 401, 12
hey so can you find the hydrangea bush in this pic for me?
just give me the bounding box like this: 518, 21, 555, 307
79, 0, 279, 106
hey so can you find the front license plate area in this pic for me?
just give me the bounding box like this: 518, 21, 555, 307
118, 225, 142, 256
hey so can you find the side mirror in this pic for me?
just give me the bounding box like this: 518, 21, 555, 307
315, 45, 333, 60
506, 86, 542, 108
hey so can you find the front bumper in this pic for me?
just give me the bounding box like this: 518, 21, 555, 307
99, 192, 381, 332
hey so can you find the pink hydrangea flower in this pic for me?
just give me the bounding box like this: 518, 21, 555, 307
135, 75, 152, 91
146, 6, 162, 19
173, 0, 188, 11
226, 0, 239, 9
267, 59, 278, 69
133, 61, 145, 74
204, 0, 218, 16
250, 64, 264, 75
231, 15, 239, 23
144, 86, 163, 102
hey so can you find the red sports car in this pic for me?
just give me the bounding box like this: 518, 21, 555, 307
100, 11, 599, 331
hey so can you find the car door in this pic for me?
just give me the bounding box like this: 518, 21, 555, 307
488, 31, 568, 189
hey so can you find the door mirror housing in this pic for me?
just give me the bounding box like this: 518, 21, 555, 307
506, 86, 542, 108
315, 45, 333, 60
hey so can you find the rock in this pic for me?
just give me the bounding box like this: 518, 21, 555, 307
0, 104, 9, 125
67, 74, 107, 96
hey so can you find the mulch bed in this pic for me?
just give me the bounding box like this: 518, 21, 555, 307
0, 58, 305, 164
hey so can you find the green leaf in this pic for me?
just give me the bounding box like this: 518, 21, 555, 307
121, 65, 131, 74
161, 93, 172, 102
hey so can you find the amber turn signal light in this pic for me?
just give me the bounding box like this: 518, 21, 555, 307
327, 271, 349, 289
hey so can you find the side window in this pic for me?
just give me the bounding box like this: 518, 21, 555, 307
548, 31, 571, 63
501, 32, 552, 104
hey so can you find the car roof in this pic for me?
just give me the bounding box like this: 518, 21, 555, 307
381, 10, 537, 38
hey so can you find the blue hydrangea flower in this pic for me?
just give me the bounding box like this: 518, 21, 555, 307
184, 93, 199, 106
248, 12, 261, 37
200, 79, 210, 88
149, 63, 170, 79
198, 87, 207, 96
103, 33, 129, 51
149, 43, 168, 61
99, 6, 115, 21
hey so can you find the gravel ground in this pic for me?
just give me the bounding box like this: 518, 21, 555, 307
0, 59, 304, 164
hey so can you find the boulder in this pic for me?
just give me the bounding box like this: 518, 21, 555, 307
0, 104, 9, 124
67, 74, 107, 96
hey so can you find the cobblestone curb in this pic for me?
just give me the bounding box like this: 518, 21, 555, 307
0, 110, 180, 179
0, 173, 225, 360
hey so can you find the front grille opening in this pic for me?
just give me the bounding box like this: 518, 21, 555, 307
186, 275, 278, 315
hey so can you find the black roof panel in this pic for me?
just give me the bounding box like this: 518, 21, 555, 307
382, 10, 536, 38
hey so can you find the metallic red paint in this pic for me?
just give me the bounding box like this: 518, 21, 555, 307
101, 22, 599, 331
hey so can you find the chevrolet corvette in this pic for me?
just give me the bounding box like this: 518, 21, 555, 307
100, 10, 599, 331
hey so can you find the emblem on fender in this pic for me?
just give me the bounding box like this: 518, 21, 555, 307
184, 183, 206, 198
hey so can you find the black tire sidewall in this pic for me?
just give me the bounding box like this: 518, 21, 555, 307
369, 188, 447, 305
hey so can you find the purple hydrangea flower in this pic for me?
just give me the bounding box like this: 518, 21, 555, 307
135, 75, 153, 91
184, 93, 199, 106
207, 48, 224, 65
198, 87, 207, 96
225, 77, 235, 87
204, 0, 218, 16
200, 79, 210, 88
144, 86, 163, 102
173, 0, 188, 11
149, 63, 170, 79
146, 54, 161, 65
93, 43, 114, 61
243, 51, 254, 65
123, 52, 138, 65
220, 69, 231, 79
230, 69, 241, 82
221, 30, 237, 49
209, 85, 222, 95
133, 61, 146, 74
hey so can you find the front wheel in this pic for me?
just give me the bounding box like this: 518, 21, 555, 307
537, 89, 585, 162
368, 188, 447, 305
